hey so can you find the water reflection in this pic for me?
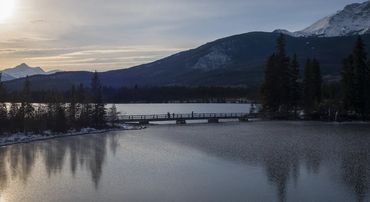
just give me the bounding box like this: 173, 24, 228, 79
0, 122, 369, 202
0, 133, 119, 192
340, 137, 370, 202
157, 122, 369, 201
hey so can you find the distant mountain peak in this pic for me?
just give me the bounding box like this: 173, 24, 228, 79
275, 1, 370, 37
0, 63, 60, 81
13, 63, 44, 71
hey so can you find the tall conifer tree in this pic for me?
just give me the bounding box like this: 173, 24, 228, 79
341, 36, 370, 118
289, 54, 301, 116
91, 71, 106, 128
303, 58, 322, 116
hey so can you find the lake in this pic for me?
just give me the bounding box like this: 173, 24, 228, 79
0, 104, 369, 202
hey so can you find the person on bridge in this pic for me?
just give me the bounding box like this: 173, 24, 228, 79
167, 112, 171, 118
192, 111, 194, 118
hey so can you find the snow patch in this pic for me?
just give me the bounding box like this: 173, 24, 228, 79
0, 124, 145, 147
193, 46, 231, 71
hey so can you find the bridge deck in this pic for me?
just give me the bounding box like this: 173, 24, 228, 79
119, 113, 257, 123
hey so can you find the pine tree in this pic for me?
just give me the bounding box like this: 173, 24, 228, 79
19, 76, 35, 133
0, 73, 6, 102
289, 54, 301, 116
33, 104, 48, 133
352, 37, 368, 117
0, 103, 8, 134
303, 58, 322, 117
303, 59, 314, 114
262, 54, 280, 112
76, 83, 86, 129
91, 72, 106, 128
275, 34, 291, 112
341, 36, 370, 119
54, 104, 67, 133
68, 85, 77, 129
312, 59, 322, 103
8, 102, 20, 132
342, 55, 355, 111
0, 73, 7, 134
108, 104, 119, 127
262, 34, 292, 114
366, 59, 370, 115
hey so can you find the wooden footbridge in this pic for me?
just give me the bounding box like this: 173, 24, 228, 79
119, 113, 259, 124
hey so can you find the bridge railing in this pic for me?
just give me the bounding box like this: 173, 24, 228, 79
119, 113, 252, 121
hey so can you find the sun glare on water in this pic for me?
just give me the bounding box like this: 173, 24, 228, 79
0, 0, 16, 23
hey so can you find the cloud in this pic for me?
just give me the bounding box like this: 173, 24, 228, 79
0, 0, 359, 71
0, 46, 184, 71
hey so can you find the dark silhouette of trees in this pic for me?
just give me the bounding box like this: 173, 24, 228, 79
91, 71, 106, 128
0, 73, 111, 136
68, 85, 77, 129
19, 77, 35, 133
303, 58, 322, 117
341, 36, 370, 119
108, 104, 119, 127
261, 34, 301, 117
262, 54, 280, 112
0, 74, 7, 133
288, 54, 301, 116
0, 73, 6, 102
261, 34, 370, 120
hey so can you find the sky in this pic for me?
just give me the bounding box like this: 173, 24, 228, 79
0, 0, 362, 71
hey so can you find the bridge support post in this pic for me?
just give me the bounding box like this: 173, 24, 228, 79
208, 118, 219, 123
176, 119, 186, 124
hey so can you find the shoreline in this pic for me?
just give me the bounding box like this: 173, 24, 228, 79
0, 124, 146, 148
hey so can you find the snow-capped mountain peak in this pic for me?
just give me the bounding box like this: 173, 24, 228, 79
275, 1, 370, 37
2, 63, 46, 79
0, 63, 61, 81
298, 1, 370, 37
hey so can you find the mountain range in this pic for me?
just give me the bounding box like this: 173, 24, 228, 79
277, 0, 370, 37
0, 63, 61, 81
3, 1, 370, 92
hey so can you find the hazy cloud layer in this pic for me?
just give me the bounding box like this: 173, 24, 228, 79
0, 0, 360, 71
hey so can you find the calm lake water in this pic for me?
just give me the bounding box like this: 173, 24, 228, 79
0, 104, 369, 202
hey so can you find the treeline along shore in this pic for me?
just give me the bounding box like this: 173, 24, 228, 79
0, 72, 120, 136
4, 86, 253, 104
261, 34, 370, 121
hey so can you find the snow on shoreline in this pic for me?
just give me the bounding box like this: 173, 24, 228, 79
0, 124, 146, 147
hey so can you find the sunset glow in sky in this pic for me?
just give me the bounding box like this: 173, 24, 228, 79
0, 0, 361, 71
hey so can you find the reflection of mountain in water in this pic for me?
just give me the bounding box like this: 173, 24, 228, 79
0, 133, 120, 192
157, 122, 370, 202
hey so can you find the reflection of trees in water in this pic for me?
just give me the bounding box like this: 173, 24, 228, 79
9, 144, 38, 183
159, 124, 370, 202
109, 134, 119, 156
89, 136, 107, 188
340, 136, 370, 202
262, 136, 322, 202
0, 133, 119, 190
264, 148, 300, 202
43, 141, 68, 177
0, 148, 9, 194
